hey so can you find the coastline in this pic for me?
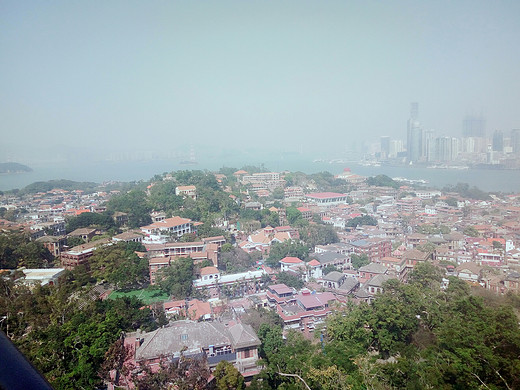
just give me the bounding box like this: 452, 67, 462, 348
1, 158, 520, 193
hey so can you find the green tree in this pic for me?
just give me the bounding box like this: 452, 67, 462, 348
66, 212, 115, 233
322, 265, 340, 275
156, 257, 195, 298
346, 215, 377, 228
350, 253, 369, 270
276, 271, 304, 289
416, 242, 436, 253
107, 189, 152, 228
66, 236, 85, 248
299, 224, 339, 248
0, 232, 53, 269
220, 247, 256, 273
286, 207, 303, 225
366, 175, 399, 189
464, 226, 479, 237
148, 181, 184, 213
407, 262, 443, 290
89, 242, 149, 289
257, 323, 284, 361
241, 307, 283, 332
272, 187, 285, 200
266, 240, 309, 267
214, 360, 245, 390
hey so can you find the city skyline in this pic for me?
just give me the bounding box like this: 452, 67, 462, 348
1, 1, 520, 162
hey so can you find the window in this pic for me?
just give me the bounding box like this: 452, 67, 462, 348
244, 349, 251, 358
180, 334, 188, 341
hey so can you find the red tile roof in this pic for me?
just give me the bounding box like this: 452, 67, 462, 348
280, 256, 304, 264
306, 192, 346, 199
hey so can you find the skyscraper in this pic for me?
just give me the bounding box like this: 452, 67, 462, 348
511, 129, 520, 155
423, 129, 435, 162
407, 102, 422, 163
380, 136, 390, 159
463, 115, 486, 138
492, 130, 504, 152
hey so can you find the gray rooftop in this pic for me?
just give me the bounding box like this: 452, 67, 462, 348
366, 274, 394, 288
322, 271, 345, 283
338, 277, 359, 293
132, 320, 260, 361
311, 252, 348, 265
358, 263, 388, 274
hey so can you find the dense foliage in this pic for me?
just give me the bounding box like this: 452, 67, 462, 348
346, 215, 378, 228
20, 179, 99, 194
351, 253, 370, 270
156, 257, 195, 299
0, 270, 159, 389
219, 247, 259, 273
366, 174, 400, 189
276, 271, 305, 289
66, 211, 116, 233
443, 182, 491, 200
250, 263, 520, 390
89, 242, 149, 290
266, 240, 309, 267
298, 223, 339, 248
106, 189, 152, 228
0, 232, 53, 269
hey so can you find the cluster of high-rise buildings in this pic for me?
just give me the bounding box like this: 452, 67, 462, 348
379, 103, 520, 168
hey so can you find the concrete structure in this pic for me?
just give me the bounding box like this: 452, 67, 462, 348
60, 238, 112, 269
175, 185, 197, 200
140, 217, 195, 244
18, 268, 66, 287
305, 192, 347, 207
350, 238, 391, 261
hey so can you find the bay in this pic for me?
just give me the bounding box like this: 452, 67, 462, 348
0, 157, 519, 193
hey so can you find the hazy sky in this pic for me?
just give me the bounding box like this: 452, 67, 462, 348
1, 0, 520, 160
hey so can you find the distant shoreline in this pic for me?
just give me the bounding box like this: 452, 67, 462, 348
1, 159, 520, 193
0, 162, 32, 174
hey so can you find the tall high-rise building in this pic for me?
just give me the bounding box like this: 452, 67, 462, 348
423, 129, 435, 162
511, 129, 520, 155
492, 130, 504, 152
380, 136, 390, 159
389, 140, 404, 158
463, 115, 486, 138
407, 102, 422, 163
434, 137, 459, 162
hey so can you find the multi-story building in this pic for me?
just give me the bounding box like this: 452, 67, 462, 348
110, 320, 261, 389
350, 238, 391, 261
60, 238, 111, 269
463, 114, 486, 138
275, 289, 337, 334
397, 197, 422, 213
175, 185, 197, 200
140, 216, 195, 244
407, 103, 423, 163
284, 186, 305, 202
305, 192, 347, 207
240, 172, 280, 184
36, 235, 66, 257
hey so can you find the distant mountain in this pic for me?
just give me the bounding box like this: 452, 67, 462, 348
0, 162, 32, 174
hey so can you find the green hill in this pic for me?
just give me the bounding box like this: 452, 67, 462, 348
0, 162, 32, 173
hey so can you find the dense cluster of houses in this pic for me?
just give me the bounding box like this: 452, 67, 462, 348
2, 167, 520, 388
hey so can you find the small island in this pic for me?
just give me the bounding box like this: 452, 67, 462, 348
0, 162, 33, 174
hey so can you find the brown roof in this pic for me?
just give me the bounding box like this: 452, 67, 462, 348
200, 266, 219, 275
